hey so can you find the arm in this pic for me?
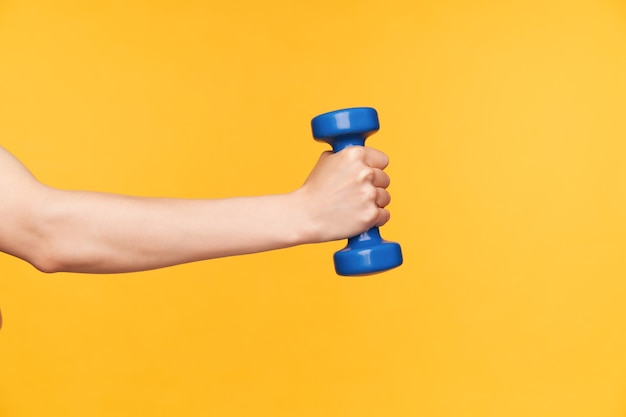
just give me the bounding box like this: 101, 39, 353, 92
0, 146, 391, 273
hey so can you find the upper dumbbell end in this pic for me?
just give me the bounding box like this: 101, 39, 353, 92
311, 107, 380, 141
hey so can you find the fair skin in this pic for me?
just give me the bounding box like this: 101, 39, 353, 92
0, 145, 392, 274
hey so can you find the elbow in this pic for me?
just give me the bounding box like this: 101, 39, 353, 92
5, 185, 81, 273
3, 230, 69, 274
26, 231, 77, 274
32, 262, 61, 274
28, 247, 67, 274
33, 259, 65, 274
22, 189, 86, 274
27, 237, 110, 274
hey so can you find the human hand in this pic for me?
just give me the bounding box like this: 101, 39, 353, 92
293, 146, 392, 244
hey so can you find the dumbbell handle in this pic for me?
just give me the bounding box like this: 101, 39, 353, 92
328, 134, 366, 152
327, 133, 383, 247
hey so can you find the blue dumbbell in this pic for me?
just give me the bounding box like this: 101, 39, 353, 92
311, 107, 403, 276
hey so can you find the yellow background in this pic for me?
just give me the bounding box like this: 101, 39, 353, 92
1, 1, 626, 416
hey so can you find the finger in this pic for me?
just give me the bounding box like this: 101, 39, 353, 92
376, 188, 391, 208
375, 208, 391, 227
363, 147, 389, 170
371, 168, 390, 188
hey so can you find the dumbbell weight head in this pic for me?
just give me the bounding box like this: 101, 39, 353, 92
311, 107, 380, 151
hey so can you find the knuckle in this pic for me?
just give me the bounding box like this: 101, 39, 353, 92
364, 185, 378, 202
344, 146, 366, 161
358, 167, 376, 183
362, 205, 379, 225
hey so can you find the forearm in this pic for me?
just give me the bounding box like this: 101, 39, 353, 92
33, 188, 308, 273
1, 145, 391, 274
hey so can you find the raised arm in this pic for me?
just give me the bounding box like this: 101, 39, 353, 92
0, 146, 391, 273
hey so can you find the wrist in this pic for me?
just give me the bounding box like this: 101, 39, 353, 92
286, 188, 321, 246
